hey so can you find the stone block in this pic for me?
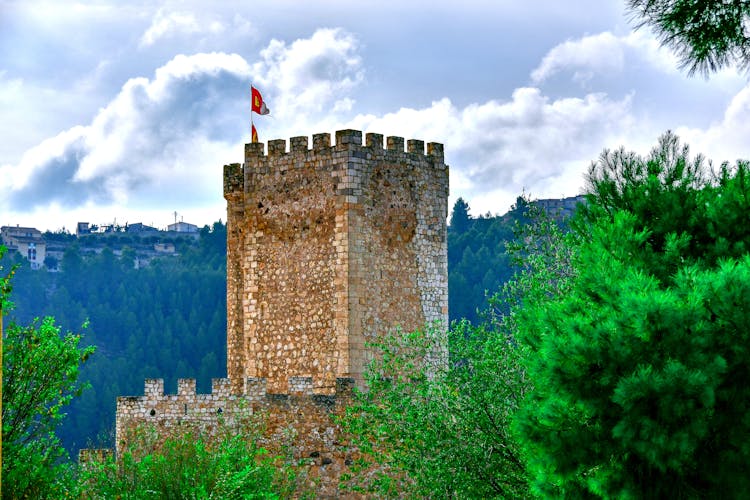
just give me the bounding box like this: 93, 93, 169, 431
145, 379, 164, 398
290, 135, 308, 153
427, 142, 444, 161
407, 139, 424, 154
366, 133, 383, 149
178, 378, 196, 396
245, 141, 264, 159
335, 129, 362, 148
386, 136, 404, 151
312, 133, 331, 150
268, 139, 286, 156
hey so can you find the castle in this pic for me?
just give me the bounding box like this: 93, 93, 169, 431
110, 129, 449, 493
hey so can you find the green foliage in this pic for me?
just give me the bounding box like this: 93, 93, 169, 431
341, 322, 530, 498
513, 133, 750, 497
627, 0, 750, 75
77, 426, 296, 499
334, 195, 585, 498
501, 197, 579, 317
581, 131, 709, 282
582, 132, 750, 277
2, 316, 95, 499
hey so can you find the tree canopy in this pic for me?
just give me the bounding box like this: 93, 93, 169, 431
341, 201, 572, 498
78, 426, 297, 499
342, 322, 530, 498
627, 0, 750, 75
514, 132, 750, 497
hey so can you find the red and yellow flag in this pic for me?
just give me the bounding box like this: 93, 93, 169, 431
251, 86, 270, 115
251, 124, 258, 143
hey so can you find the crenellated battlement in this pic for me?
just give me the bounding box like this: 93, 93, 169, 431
242, 129, 444, 159
223, 162, 243, 195
223, 129, 446, 197
115, 376, 355, 451
133, 376, 354, 400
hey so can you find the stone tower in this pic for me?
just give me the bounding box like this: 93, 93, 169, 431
223, 129, 449, 395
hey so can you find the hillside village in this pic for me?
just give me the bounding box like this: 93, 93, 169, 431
1, 219, 202, 271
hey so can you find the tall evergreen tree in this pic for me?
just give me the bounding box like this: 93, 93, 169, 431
514, 133, 750, 497
449, 197, 472, 234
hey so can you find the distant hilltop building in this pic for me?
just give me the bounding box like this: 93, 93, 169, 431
1, 225, 46, 270
2, 219, 203, 272
533, 195, 586, 219
77, 221, 161, 235
110, 129, 450, 494
76, 222, 91, 236
167, 221, 198, 233
126, 222, 159, 234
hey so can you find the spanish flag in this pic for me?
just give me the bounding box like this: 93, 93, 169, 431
251, 86, 270, 115
252, 124, 258, 143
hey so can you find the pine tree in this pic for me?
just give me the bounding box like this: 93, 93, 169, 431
513, 133, 750, 497
627, 0, 750, 75
449, 197, 472, 234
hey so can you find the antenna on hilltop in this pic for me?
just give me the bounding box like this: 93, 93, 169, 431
173, 211, 178, 225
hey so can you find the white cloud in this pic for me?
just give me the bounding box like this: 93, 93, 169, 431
348, 88, 640, 216
532, 32, 626, 84
2, 51, 252, 212
0, 72, 98, 169
250, 28, 363, 125
139, 9, 241, 47
140, 11, 200, 47
0, 21, 652, 227
0, 72, 29, 161
531, 30, 679, 84
676, 83, 750, 164
6, 20, 747, 232
0, 29, 366, 226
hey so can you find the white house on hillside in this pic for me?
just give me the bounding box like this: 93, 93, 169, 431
167, 221, 198, 233
1, 225, 47, 270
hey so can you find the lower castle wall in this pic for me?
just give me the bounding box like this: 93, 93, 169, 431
113, 376, 355, 497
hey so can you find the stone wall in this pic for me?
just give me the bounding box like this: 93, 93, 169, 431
115, 377, 246, 449
115, 377, 356, 496
108, 129, 449, 496
224, 129, 449, 394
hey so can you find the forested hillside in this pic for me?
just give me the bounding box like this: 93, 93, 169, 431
2, 201, 570, 454
3, 222, 228, 453
448, 198, 518, 323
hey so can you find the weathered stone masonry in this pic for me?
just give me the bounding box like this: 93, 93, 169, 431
226, 129, 449, 394
112, 129, 449, 494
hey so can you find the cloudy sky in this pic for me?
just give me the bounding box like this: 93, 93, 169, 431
1, 0, 748, 232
